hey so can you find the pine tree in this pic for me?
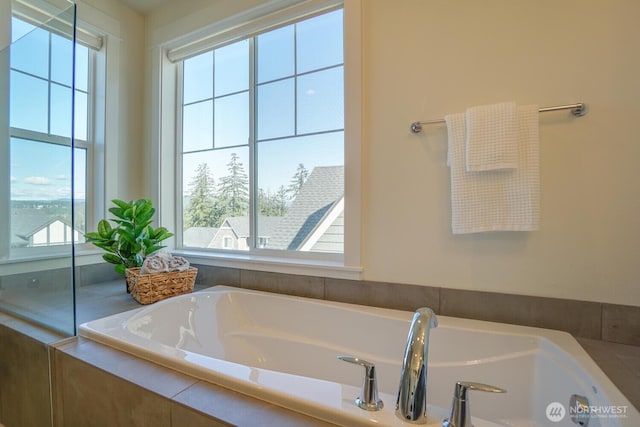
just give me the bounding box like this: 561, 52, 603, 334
274, 185, 288, 216
218, 153, 249, 219
287, 163, 308, 198
258, 185, 289, 217
184, 163, 219, 228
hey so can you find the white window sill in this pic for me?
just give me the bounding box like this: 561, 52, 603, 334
32, 248, 362, 280
174, 249, 363, 281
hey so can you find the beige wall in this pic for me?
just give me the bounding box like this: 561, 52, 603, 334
362, 0, 640, 306
78, 0, 146, 202
142, 0, 639, 306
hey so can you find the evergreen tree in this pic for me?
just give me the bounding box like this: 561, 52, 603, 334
258, 185, 289, 217
218, 153, 249, 219
258, 188, 274, 216
184, 163, 219, 228
287, 163, 308, 198
274, 185, 288, 216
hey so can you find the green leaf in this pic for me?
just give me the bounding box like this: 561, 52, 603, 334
153, 229, 174, 242
91, 241, 113, 252
109, 207, 127, 220
144, 245, 165, 256
118, 229, 136, 245
84, 232, 102, 241
102, 253, 122, 265
135, 199, 151, 210
136, 208, 155, 226
112, 199, 131, 210
97, 219, 112, 238
134, 221, 152, 236
114, 264, 127, 275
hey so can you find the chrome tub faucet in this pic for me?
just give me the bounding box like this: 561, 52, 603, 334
396, 307, 438, 424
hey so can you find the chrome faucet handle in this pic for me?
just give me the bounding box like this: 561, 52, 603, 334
337, 356, 384, 411
442, 381, 506, 427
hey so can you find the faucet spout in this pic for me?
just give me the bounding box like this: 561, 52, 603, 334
396, 307, 438, 424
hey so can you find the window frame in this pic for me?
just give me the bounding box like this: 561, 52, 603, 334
176, 11, 345, 261
4, 13, 102, 261
155, 0, 362, 279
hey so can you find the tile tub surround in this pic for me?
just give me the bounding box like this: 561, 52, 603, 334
0, 315, 64, 427
0, 281, 638, 426
1, 262, 639, 425
51, 338, 335, 427
189, 264, 639, 345
14, 260, 634, 345
77, 264, 640, 348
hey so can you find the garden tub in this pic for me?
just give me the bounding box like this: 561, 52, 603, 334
79, 286, 638, 426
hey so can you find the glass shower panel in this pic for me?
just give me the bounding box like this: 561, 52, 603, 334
0, 4, 77, 336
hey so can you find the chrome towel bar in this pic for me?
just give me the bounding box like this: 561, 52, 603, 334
410, 102, 586, 133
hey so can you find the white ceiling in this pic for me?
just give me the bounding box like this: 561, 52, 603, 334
119, 0, 172, 14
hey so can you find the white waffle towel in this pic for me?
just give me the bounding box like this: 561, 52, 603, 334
466, 102, 518, 172
446, 105, 540, 234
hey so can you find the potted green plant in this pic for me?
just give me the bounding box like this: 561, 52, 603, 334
85, 199, 173, 284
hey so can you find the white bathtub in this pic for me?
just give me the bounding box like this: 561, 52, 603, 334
79, 286, 638, 427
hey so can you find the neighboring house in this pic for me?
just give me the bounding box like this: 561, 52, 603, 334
182, 226, 219, 248
267, 165, 344, 253
209, 216, 282, 250
181, 165, 345, 252
11, 211, 83, 248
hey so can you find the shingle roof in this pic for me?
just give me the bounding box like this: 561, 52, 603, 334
12, 211, 68, 238
183, 226, 219, 248
10, 210, 71, 247
267, 165, 344, 250
223, 216, 282, 238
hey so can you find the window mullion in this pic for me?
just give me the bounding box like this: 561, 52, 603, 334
175, 63, 185, 249
48, 31, 53, 135
293, 22, 298, 137
248, 37, 257, 250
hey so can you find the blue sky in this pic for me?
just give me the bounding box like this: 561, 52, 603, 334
8, 9, 344, 201
9, 17, 88, 201
181, 9, 344, 195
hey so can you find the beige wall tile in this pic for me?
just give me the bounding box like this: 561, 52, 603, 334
578, 338, 640, 411
54, 349, 171, 427
325, 278, 440, 312
193, 265, 240, 289
171, 402, 231, 427
440, 288, 602, 339
0, 324, 52, 427
173, 381, 335, 426
603, 304, 640, 346
57, 339, 197, 399
240, 270, 324, 299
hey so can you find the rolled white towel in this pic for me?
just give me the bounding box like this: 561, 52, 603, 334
169, 256, 190, 272
140, 253, 170, 274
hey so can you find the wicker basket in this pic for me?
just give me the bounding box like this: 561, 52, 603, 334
125, 267, 197, 305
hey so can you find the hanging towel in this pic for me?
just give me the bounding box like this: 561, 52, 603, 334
446, 105, 540, 234
465, 102, 518, 172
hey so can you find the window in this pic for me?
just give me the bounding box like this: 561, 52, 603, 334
223, 236, 233, 249
179, 8, 344, 256
7, 15, 98, 255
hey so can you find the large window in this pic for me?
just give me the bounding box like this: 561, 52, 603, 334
179, 8, 344, 255
8, 16, 94, 253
